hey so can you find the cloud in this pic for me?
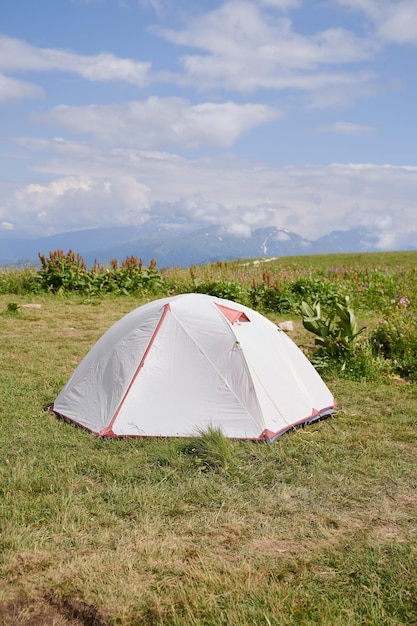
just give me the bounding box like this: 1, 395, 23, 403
8, 175, 150, 233
0, 35, 151, 85
157, 194, 227, 225
2, 135, 417, 246
317, 121, 376, 134
155, 0, 377, 98
334, 0, 417, 45
0, 72, 43, 103
139, 0, 167, 18
261, 0, 301, 9
378, 1, 417, 45
43, 97, 281, 149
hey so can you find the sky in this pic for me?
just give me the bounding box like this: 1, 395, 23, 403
0, 0, 416, 249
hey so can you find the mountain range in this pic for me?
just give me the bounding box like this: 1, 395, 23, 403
0, 219, 407, 268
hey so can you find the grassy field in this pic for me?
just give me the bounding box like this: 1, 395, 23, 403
1, 252, 417, 625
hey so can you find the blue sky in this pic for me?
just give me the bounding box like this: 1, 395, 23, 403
1, 0, 416, 248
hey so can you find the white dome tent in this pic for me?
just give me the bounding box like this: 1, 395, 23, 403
51, 293, 336, 441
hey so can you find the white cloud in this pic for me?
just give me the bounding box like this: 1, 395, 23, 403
156, 0, 377, 97
161, 194, 227, 224
334, 0, 417, 45
2, 136, 416, 245
227, 222, 252, 237
43, 97, 281, 149
317, 121, 376, 134
0, 72, 43, 103
333, 0, 380, 20
0, 35, 151, 85
261, 0, 301, 9
8, 175, 150, 233
378, 1, 417, 45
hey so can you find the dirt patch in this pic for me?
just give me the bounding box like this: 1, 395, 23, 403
0, 598, 76, 626
205, 522, 250, 554
370, 522, 406, 542
0, 596, 108, 626
395, 489, 417, 510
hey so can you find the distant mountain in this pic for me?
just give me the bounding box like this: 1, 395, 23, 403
0, 221, 410, 268
312, 228, 381, 253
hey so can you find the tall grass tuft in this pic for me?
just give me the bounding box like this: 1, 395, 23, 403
181, 427, 234, 473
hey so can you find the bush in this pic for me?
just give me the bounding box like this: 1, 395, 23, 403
37, 250, 165, 297
191, 280, 249, 305
370, 306, 417, 380
248, 283, 294, 313
38, 249, 88, 293
311, 341, 386, 381
290, 275, 344, 308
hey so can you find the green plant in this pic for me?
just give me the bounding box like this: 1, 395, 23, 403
291, 275, 344, 308
191, 279, 249, 304
38, 249, 88, 293
249, 283, 294, 313
370, 307, 417, 380
300, 296, 366, 372
37, 250, 165, 297
6, 302, 20, 313
0, 266, 41, 295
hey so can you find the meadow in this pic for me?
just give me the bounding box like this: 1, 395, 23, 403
1, 251, 417, 625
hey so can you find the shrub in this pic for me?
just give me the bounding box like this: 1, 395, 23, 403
311, 341, 386, 381
38, 249, 88, 293
248, 283, 294, 313
290, 275, 344, 308
37, 250, 165, 296
191, 280, 249, 305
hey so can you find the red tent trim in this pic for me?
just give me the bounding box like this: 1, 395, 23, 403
99, 303, 170, 437
215, 303, 250, 324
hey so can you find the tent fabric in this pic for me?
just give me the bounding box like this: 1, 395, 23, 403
51, 293, 336, 441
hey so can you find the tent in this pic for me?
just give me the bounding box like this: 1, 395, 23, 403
51, 293, 336, 441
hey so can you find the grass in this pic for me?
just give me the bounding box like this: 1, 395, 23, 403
1, 253, 417, 625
